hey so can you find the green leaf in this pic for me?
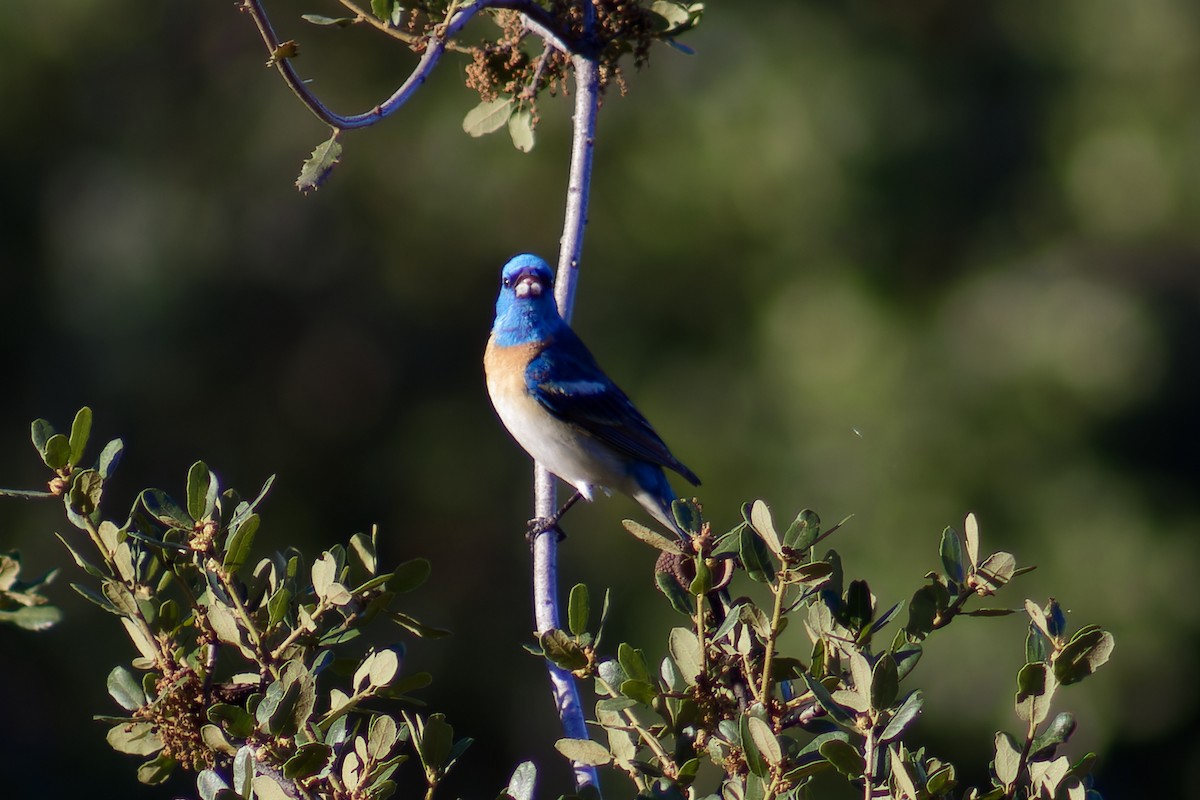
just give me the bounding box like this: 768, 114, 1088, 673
554, 737, 612, 767
925, 764, 957, 796
940, 526, 966, 584
312, 551, 337, 598
136, 753, 177, 785
257, 664, 314, 738
207, 595, 255, 659
739, 525, 776, 583
252, 774, 294, 800
0, 605, 62, 631
746, 716, 782, 768
893, 643, 923, 682
197, 769, 232, 800
788, 559, 833, 586
108, 666, 146, 711
207, 704, 256, 738
267, 586, 292, 628
1053, 627, 1115, 685
223, 513, 259, 574
107, 721, 163, 756
650, 0, 690, 27
880, 690, 923, 742
783, 509, 821, 551
354, 648, 401, 690
283, 742, 333, 779
619, 679, 657, 706
800, 672, 855, 725
98, 438, 124, 479
1031, 712, 1077, 757
387, 670, 433, 698
844, 579, 874, 631
739, 713, 768, 778
349, 530, 377, 577
445, 736, 473, 772
141, 489, 192, 530
388, 558, 431, 593
672, 498, 703, 536
1015, 662, 1057, 725
617, 642, 650, 684
508, 106, 535, 153
567, 583, 589, 637
256, 681, 297, 737
414, 714, 454, 773
301, 13, 356, 26
233, 746, 255, 797
0, 552, 19, 590
596, 697, 637, 713
368, 715, 400, 760
748, 499, 782, 555
974, 551, 1017, 594
622, 519, 683, 554
368, 649, 401, 687
370, 0, 402, 24
688, 556, 712, 596
890, 746, 921, 800
43, 434, 71, 469
187, 461, 217, 522
504, 761, 537, 800
870, 652, 899, 710
539, 629, 589, 672
121, 616, 159, 664
389, 610, 451, 638
964, 512, 981, 569
31, 418, 55, 458
906, 585, 938, 639
654, 568, 694, 615
68, 407, 92, 466
1026, 622, 1050, 664
70, 581, 117, 614
296, 134, 342, 194
819, 738, 864, 778
668, 627, 702, 685
68, 468, 103, 517
463, 98, 514, 137
994, 731, 1022, 786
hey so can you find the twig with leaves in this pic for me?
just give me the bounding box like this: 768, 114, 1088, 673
237, 0, 702, 191
3, 408, 476, 799
535, 500, 1115, 799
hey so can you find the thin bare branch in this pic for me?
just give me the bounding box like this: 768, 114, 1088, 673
531, 1, 603, 791
240, 0, 581, 131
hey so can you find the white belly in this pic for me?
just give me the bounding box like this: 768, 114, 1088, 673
485, 340, 626, 500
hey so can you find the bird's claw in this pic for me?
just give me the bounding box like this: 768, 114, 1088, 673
526, 516, 566, 544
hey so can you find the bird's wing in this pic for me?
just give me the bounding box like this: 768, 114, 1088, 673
526, 329, 701, 486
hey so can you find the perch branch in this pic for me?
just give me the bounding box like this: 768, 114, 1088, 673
531, 1, 602, 793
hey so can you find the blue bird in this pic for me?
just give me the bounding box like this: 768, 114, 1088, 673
484, 253, 700, 539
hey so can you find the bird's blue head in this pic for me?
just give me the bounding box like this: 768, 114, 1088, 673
492, 253, 563, 346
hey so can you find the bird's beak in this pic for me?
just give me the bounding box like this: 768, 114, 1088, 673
514, 272, 547, 299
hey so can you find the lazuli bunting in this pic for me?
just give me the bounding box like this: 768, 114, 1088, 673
484, 253, 700, 539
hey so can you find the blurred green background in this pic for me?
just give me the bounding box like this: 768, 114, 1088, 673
1, 0, 1198, 796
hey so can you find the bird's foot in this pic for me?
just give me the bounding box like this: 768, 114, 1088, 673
526, 515, 566, 545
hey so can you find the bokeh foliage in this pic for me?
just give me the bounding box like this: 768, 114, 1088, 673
1, 0, 1198, 797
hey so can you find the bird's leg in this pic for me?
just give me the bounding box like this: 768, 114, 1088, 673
527, 490, 584, 543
